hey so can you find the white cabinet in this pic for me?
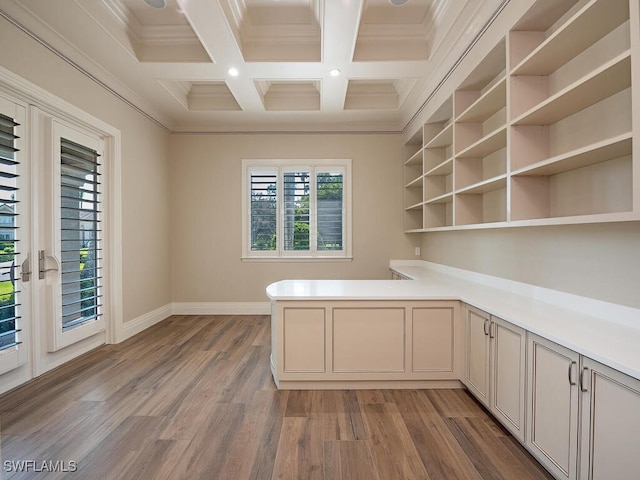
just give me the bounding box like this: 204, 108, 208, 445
271, 300, 462, 389
579, 357, 640, 480
464, 305, 526, 441
527, 334, 640, 480
465, 306, 491, 405
526, 334, 580, 480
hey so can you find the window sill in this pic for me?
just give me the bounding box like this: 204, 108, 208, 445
241, 256, 353, 263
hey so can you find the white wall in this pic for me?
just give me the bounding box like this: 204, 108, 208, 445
420, 222, 640, 309
169, 133, 414, 305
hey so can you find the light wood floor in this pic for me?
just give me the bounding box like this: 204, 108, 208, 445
0, 315, 553, 480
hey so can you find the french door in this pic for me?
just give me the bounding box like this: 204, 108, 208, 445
0, 95, 107, 388
41, 119, 105, 353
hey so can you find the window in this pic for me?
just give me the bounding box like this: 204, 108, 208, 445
242, 159, 352, 260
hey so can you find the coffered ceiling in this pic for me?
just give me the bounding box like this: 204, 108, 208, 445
0, 0, 507, 133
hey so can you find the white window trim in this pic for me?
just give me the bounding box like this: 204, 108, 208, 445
242, 159, 352, 261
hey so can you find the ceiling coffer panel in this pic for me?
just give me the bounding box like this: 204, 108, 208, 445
220, 0, 322, 62
256, 80, 321, 111
105, 0, 211, 62
158, 80, 242, 111
345, 80, 399, 110
353, 0, 437, 61
187, 82, 242, 111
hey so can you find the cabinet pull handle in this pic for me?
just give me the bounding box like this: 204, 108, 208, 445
483, 319, 489, 336
579, 366, 589, 392
568, 361, 577, 386
489, 321, 495, 339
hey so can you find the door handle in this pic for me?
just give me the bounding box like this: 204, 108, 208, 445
21, 256, 32, 282
38, 250, 59, 279
483, 319, 489, 336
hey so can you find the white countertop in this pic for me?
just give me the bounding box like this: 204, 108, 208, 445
266, 261, 640, 381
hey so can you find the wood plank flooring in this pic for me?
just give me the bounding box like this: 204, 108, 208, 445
0, 315, 553, 480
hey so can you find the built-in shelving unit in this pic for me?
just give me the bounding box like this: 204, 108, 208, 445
402, 0, 638, 232
403, 128, 424, 232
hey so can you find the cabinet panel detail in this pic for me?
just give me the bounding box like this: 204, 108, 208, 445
527, 336, 579, 480
492, 321, 525, 437
412, 307, 454, 372
332, 308, 405, 373
580, 358, 640, 480
283, 308, 326, 373
465, 308, 490, 406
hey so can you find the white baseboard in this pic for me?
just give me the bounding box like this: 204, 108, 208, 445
171, 302, 271, 316
118, 303, 173, 343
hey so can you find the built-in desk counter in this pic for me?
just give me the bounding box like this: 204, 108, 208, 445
266, 279, 464, 389
266, 261, 640, 389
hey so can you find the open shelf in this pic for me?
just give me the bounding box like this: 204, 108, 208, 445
456, 126, 507, 159
457, 77, 507, 123
425, 192, 453, 205
405, 201, 424, 211
425, 168, 453, 202
511, 0, 629, 76
457, 175, 507, 195
512, 52, 631, 126
511, 155, 632, 221
404, 148, 423, 166
405, 174, 424, 189
404, 207, 424, 232
512, 133, 632, 177
456, 189, 507, 225
424, 200, 453, 229
426, 157, 453, 177
425, 123, 453, 149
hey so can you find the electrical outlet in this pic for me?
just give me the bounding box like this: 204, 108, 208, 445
414, 247, 420, 256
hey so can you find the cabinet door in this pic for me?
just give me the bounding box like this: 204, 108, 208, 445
579, 358, 640, 480
527, 334, 579, 480
281, 307, 326, 373
465, 305, 490, 407
490, 316, 526, 442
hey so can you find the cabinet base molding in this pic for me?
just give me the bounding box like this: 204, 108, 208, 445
270, 355, 463, 391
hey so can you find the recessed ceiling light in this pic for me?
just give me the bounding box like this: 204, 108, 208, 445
389, 0, 408, 5
330, 69, 341, 77
143, 0, 166, 8
228, 67, 240, 77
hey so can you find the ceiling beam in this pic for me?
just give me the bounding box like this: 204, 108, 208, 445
320, 0, 363, 112
177, 0, 264, 112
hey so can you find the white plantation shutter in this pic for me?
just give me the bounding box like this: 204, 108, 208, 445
0, 113, 21, 351
243, 160, 351, 259
316, 170, 343, 251
59, 138, 102, 330
250, 169, 278, 252
283, 171, 310, 251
